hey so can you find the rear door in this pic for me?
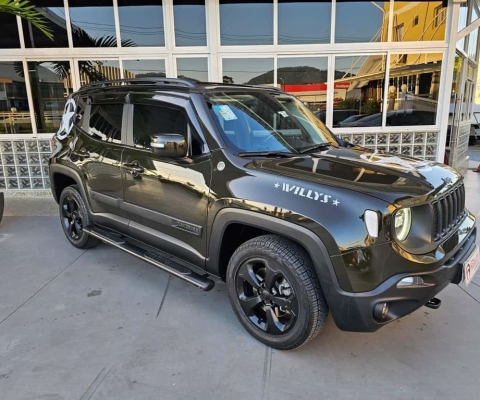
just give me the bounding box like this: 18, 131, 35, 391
121, 95, 211, 265
70, 93, 128, 220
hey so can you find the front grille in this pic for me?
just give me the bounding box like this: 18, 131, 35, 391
432, 183, 466, 241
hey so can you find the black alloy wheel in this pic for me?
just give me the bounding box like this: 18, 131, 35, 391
227, 235, 328, 350
62, 195, 83, 240
236, 257, 299, 335
59, 185, 99, 249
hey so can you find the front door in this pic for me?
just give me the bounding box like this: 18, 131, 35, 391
121, 98, 211, 265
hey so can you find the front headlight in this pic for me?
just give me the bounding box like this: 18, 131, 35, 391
394, 208, 412, 241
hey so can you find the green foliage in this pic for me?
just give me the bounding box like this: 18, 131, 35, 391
361, 100, 381, 115
0, 0, 53, 40
338, 97, 360, 110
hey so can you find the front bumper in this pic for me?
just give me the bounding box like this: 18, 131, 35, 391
325, 226, 477, 332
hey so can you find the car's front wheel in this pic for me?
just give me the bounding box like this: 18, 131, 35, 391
227, 235, 328, 350
59, 185, 99, 249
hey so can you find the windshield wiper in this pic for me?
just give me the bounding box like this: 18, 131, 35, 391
298, 143, 334, 154
237, 151, 296, 158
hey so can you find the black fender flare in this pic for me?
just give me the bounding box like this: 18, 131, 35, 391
206, 208, 341, 290
50, 164, 90, 207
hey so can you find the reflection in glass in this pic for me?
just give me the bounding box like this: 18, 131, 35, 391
278, 1, 330, 44
27, 61, 73, 133
174, 0, 207, 47
468, 28, 479, 59
22, 1, 68, 48
387, 53, 441, 126
123, 60, 166, 79
0, 62, 32, 134
177, 58, 208, 81
335, 2, 386, 43
392, 1, 446, 42
118, 0, 165, 47
78, 60, 121, 86
220, 1, 273, 45
333, 55, 386, 128
0, 13, 20, 48
458, 2, 468, 32
277, 57, 328, 112
222, 58, 274, 85
69, 0, 117, 47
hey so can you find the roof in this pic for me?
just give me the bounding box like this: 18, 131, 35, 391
76, 78, 287, 95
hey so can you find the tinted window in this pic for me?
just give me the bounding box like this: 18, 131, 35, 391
89, 104, 123, 143
278, 1, 330, 45
173, 0, 207, 46
118, 0, 164, 47
132, 104, 187, 149
69, 0, 116, 47
22, 1, 68, 48
219, 1, 273, 45
0, 13, 20, 48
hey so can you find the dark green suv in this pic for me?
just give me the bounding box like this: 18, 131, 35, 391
49, 78, 478, 350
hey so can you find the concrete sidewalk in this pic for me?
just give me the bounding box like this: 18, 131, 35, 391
0, 171, 480, 400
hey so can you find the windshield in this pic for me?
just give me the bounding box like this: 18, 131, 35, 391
206, 91, 336, 153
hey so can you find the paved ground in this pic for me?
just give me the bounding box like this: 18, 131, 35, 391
1, 171, 480, 400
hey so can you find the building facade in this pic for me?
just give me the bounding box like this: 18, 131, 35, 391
0, 0, 479, 191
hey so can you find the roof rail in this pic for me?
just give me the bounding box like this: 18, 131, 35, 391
78, 77, 198, 91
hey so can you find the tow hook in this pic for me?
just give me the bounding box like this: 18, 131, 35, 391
425, 298, 441, 310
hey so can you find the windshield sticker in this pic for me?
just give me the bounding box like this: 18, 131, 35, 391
359, 152, 431, 173
274, 182, 340, 206
278, 111, 289, 118
215, 105, 237, 121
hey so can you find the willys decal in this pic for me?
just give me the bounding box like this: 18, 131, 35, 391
274, 183, 340, 206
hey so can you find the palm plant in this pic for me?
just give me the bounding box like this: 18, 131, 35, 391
0, 0, 53, 40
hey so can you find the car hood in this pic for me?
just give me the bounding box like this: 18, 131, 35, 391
247, 146, 462, 205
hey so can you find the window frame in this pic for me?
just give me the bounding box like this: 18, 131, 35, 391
80, 97, 127, 145
126, 95, 209, 157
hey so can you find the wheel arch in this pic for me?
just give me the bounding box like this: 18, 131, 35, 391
206, 208, 339, 290
50, 165, 88, 205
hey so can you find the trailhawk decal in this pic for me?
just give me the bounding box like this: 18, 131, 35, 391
274, 183, 340, 206
56, 98, 77, 140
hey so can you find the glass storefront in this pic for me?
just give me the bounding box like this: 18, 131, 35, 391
118, 0, 165, 47
0, 0, 479, 189
173, 0, 207, 47
278, 1, 331, 44
219, 0, 273, 45
0, 62, 32, 134
335, 1, 387, 43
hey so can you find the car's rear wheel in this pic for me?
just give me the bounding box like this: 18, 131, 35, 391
227, 235, 328, 350
59, 185, 99, 249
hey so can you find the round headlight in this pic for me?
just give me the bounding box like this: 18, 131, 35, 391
394, 208, 412, 241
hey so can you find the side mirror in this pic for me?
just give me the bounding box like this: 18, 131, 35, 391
150, 134, 187, 158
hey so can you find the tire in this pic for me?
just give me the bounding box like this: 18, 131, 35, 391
59, 185, 99, 249
226, 234, 328, 350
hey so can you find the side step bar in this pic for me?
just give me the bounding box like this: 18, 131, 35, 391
83, 226, 215, 291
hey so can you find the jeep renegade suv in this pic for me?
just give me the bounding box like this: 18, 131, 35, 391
50, 78, 479, 350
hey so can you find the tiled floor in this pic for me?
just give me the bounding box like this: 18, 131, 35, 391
0, 170, 479, 400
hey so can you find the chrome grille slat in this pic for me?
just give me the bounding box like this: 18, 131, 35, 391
432, 183, 466, 241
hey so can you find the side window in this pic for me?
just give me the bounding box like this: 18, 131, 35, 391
88, 104, 124, 143
73, 96, 87, 127
132, 104, 202, 156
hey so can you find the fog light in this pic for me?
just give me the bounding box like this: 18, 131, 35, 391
374, 302, 389, 320
397, 276, 424, 287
